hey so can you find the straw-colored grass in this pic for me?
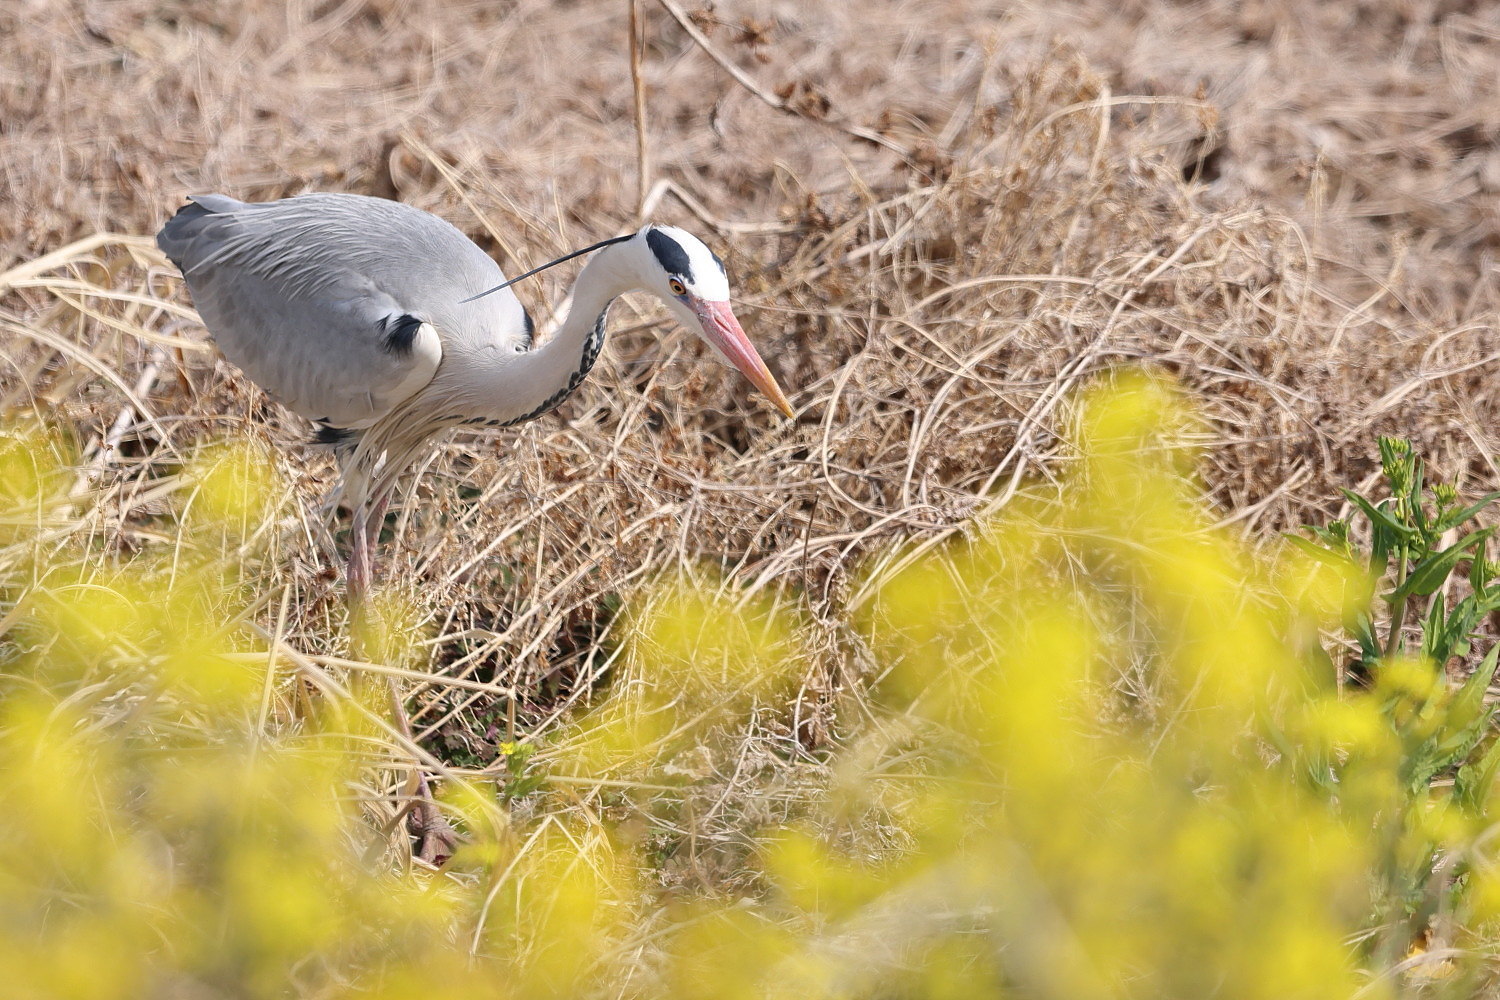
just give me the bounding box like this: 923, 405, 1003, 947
3, 0, 1499, 881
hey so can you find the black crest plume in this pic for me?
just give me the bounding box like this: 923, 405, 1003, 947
460, 233, 635, 303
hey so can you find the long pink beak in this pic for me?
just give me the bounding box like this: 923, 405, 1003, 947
692, 299, 795, 418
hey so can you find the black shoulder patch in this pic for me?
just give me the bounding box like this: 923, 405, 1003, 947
313, 422, 353, 446
381, 313, 424, 356
521, 307, 535, 349
645, 227, 694, 283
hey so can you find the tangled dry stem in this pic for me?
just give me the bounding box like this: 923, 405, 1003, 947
3, 0, 1499, 870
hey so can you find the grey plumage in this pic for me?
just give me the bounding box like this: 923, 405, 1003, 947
157, 191, 791, 600
158, 193, 528, 433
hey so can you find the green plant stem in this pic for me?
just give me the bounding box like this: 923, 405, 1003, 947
1385, 546, 1409, 659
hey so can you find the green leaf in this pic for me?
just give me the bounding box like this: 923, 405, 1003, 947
1297, 524, 1355, 561
1469, 541, 1493, 593
1409, 458, 1427, 535
1261, 713, 1339, 795
1421, 593, 1482, 666
1352, 611, 1381, 667
1418, 594, 1447, 663
503, 774, 546, 800
1404, 744, 1448, 795
1370, 523, 1393, 577
1395, 528, 1494, 599
1283, 534, 1348, 566
1457, 727, 1500, 812
1427, 643, 1498, 780
1449, 641, 1500, 736
1342, 489, 1416, 540
1438, 491, 1500, 532
1447, 596, 1481, 660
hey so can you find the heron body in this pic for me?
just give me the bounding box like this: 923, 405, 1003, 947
157, 192, 792, 595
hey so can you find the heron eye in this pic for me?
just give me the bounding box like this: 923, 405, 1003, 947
668, 278, 686, 296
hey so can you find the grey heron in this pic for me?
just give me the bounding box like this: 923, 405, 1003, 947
157, 193, 793, 863
157, 193, 793, 597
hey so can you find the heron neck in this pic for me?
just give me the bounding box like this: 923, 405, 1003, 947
501, 249, 635, 426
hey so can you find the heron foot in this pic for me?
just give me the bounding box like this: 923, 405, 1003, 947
408, 770, 462, 865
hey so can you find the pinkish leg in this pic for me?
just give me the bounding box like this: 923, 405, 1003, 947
347, 493, 458, 864
346, 493, 390, 603
347, 504, 372, 604
382, 676, 460, 865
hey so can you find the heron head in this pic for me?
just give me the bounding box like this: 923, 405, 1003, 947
637, 225, 794, 419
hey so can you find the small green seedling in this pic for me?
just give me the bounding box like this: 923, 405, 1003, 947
1291, 436, 1500, 672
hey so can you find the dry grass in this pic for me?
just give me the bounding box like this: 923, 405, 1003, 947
3, 0, 1500, 868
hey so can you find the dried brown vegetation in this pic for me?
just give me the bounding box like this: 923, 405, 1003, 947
3, 0, 1500, 858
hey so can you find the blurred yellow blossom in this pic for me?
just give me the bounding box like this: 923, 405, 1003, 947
3, 375, 1498, 998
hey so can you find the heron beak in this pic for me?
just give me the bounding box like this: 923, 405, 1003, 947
691, 298, 795, 418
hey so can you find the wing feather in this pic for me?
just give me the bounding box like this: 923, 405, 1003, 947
158, 193, 523, 429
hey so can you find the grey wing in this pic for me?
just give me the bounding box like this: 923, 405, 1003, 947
157, 195, 443, 429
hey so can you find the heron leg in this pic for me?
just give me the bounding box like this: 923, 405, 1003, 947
346, 494, 388, 601
347, 518, 371, 604
384, 676, 461, 865
346, 494, 460, 865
